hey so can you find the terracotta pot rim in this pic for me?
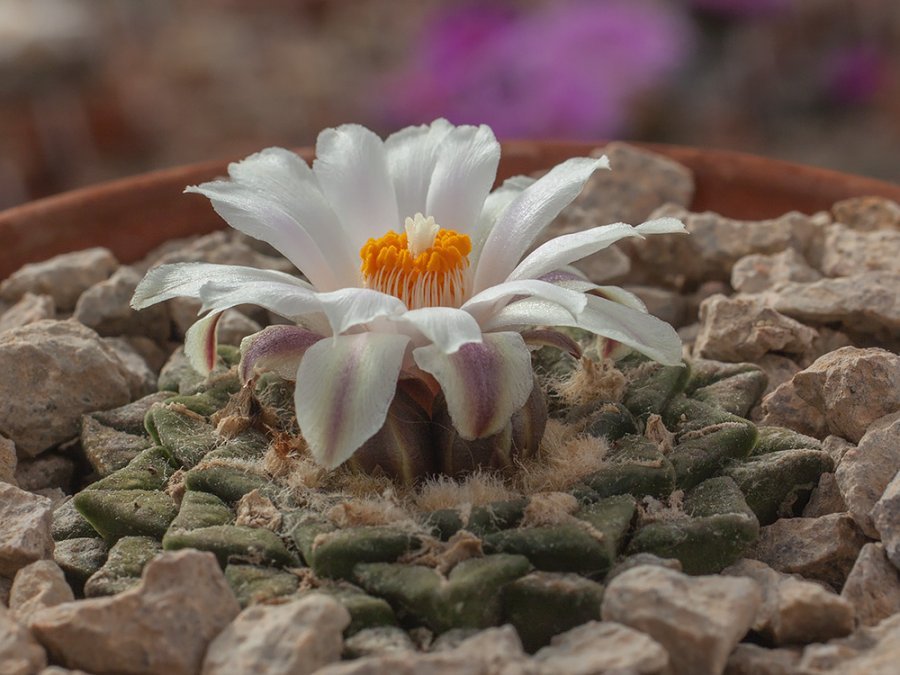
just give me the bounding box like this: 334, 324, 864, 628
2, 139, 899, 280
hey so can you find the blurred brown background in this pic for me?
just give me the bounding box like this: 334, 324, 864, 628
1, 0, 898, 211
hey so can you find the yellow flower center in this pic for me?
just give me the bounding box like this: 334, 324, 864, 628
360, 213, 471, 309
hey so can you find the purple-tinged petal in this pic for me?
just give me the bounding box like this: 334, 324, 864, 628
482, 294, 682, 366
296, 332, 411, 469
238, 325, 325, 383
519, 329, 583, 359
313, 124, 399, 245
425, 123, 500, 236
472, 155, 609, 294
413, 331, 533, 440
184, 311, 222, 376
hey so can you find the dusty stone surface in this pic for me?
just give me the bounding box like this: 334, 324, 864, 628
835, 412, 900, 537
832, 196, 900, 232
841, 543, 900, 628
798, 613, 900, 674
0, 248, 118, 312
801, 473, 847, 518
0, 293, 56, 333
694, 294, 817, 361
0, 483, 54, 578
0, 576, 11, 606
722, 559, 854, 645
14, 454, 74, 493
315, 625, 533, 675
0, 604, 47, 675
30, 550, 240, 675
748, 513, 868, 591
202, 594, 349, 675
871, 470, 900, 570
758, 379, 827, 439
792, 348, 900, 443
601, 565, 761, 675
820, 223, 900, 277
634, 205, 816, 287
102, 337, 159, 399
754, 355, 801, 400
567, 142, 695, 226
216, 310, 262, 346
74, 267, 170, 343
9, 560, 74, 626
342, 627, 416, 659
533, 620, 669, 675
625, 285, 688, 328
0, 320, 133, 456
730, 248, 821, 294
770, 272, 900, 340
724, 643, 801, 675
1, 434, 16, 484
822, 435, 855, 465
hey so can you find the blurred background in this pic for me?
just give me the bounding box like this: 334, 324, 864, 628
1, 0, 898, 210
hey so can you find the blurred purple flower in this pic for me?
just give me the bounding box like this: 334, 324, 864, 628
822, 44, 886, 106
378, 0, 693, 139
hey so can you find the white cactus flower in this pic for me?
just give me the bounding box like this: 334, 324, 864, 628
132, 120, 686, 469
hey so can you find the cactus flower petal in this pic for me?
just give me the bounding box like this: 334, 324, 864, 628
414, 331, 533, 440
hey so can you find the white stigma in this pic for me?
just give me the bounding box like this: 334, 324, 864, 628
404, 212, 439, 257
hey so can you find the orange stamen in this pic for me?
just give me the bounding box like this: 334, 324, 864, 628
360, 225, 471, 309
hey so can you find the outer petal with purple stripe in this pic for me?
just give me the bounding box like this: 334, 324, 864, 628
239, 325, 326, 383
413, 331, 533, 440
295, 332, 411, 469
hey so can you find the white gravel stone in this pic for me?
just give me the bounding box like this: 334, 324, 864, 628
798, 613, 900, 674
801, 473, 847, 518
832, 196, 900, 231
74, 266, 170, 343
315, 625, 534, 675
9, 560, 74, 626
534, 620, 669, 675
841, 543, 900, 628
748, 513, 868, 591
793, 348, 900, 444
723, 559, 854, 645
102, 337, 158, 399
724, 643, 801, 675
871, 470, 900, 571
770, 272, 900, 340
835, 412, 900, 537
0, 483, 54, 578
601, 564, 761, 675
731, 248, 821, 294
634, 206, 816, 288
0, 293, 55, 333
201, 594, 349, 675
820, 223, 900, 277
0, 604, 47, 675
30, 550, 240, 675
0, 434, 16, 485
758, 379, 827, 439
0, 248, 118, 312
0, 319, 133, 456
695, 294, 818, 361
